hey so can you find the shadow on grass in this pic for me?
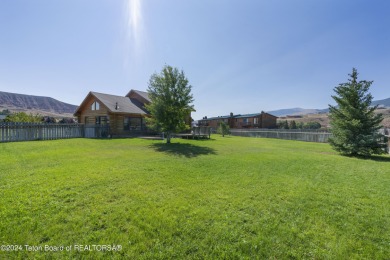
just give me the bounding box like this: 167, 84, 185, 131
340, 153, 390, 162
150, 143, 217, 158
355, 155, 390, 162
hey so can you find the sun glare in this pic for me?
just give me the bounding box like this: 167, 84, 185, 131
123, 0, 143, 66
126, 0, 142, 44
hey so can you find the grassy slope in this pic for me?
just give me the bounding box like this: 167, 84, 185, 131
0, 137, 389, 259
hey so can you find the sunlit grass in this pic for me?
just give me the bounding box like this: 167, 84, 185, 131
0, 136, 389, 259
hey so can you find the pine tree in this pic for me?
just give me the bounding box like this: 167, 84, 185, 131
328, 68, 386, 156
289, 120, 297, 129
283, 120, 289, 129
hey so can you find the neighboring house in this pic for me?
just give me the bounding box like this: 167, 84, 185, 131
0, 115, 6, 122
198, 112, 277, 129
74, 89, 191, 136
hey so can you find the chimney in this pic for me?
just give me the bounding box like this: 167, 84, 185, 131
115, 102, 119, 110
230, 112, 233, 117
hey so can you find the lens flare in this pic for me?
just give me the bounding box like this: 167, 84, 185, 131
124, 0, 143, 66
127, 0, 141, 42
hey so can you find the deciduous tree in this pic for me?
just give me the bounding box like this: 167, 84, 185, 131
146, 65, 195, 143
217, 121, 230, 137
5, 112, 41, 123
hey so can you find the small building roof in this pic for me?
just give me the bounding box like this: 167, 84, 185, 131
200, 115, 231, 121
199, 112, 277, 121
233, 113, 262, 119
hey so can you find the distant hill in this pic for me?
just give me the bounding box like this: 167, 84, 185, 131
372, 97, 390, 107
0, 91, 77, 117
268, 97, 390, 117
267, 108, 326, 117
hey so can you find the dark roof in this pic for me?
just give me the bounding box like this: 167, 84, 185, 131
200, 115, 230, 121
233, 113, 262, 119
200, 112, 277, 121
134, 90, 150, 102
126, 90, 151, 103
91, 92, 148, 114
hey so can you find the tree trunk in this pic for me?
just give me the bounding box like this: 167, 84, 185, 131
166, 132, 171, 143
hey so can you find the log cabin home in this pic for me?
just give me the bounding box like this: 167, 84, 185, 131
198, 112, 277, 129
75, 89, 192, 136
74, 90, 154, 136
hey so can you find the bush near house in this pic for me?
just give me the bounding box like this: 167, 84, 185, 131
4, 112, 42, 123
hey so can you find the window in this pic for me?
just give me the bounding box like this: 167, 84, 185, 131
96, 116, 108, 125
91, 101, 100, 111
254, 118, 258, 125
124, 117, 143, 131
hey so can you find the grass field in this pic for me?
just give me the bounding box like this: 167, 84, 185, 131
0, 136, 389, 259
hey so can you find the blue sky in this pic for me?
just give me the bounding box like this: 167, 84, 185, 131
1, 0, 389, 119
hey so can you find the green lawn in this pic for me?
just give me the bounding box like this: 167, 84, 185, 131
0, 136, 389, 259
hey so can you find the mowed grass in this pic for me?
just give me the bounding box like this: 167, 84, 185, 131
0, 136, 389, 259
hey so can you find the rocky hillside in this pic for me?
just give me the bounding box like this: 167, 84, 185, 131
0, 91, 77, 117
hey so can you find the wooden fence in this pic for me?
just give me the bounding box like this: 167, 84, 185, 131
230, 129, 332, 143
0, 123, 109, 143
84, 125, 110, 138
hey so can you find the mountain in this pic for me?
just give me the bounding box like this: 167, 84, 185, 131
268, 97, 390, 117
267, 108, 327, 117
371, 97, 390, 107
0, 91, 77, 117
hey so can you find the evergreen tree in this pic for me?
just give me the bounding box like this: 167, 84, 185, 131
146, 65, 195, 143
283, 120, 289, 129
329, 68, 386, 156
296, 122, 304, 129
277, 120, 289, 129
304, 122, 321, 129
289, 120, 297, 129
